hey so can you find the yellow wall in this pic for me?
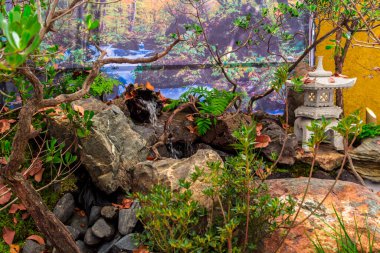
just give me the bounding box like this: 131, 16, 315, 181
316, 28, 380, 120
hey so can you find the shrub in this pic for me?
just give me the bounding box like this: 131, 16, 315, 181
135, 123, 295, 252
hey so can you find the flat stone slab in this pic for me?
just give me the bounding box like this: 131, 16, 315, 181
296, 144, 345, 171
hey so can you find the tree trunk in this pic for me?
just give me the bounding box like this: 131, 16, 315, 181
334, 28, 352, 114
8, 173, 80, 253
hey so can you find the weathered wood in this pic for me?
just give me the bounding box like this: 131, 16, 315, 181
8, 173, 80, 253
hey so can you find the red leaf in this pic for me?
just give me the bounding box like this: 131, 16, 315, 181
0, 184, 12, 205
255, 135, 271, 148
2, 227, 15, 245
13, 217, 18, 225
26, 235, 45, 245
9, 204, 26, 214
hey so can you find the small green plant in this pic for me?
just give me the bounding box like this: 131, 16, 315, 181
358, 123, 380, 140
135, 123, 295, 253
164, 87, 241, 135
56, 72, 118, 98
60, 103, 95, 138
311, 207, 377, 253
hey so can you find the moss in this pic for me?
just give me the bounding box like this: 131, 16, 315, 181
0, 206, 39, 249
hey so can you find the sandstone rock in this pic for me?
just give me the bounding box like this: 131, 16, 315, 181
350, 137, 380, 182
92, 218, 115, 239
118, 202, 140, 235
296, 144, 345, 171
80, 105, 148, 193
262, 178, 380, 253
131, 149, 223, 208
53, 193, 75, 223
260, 119, 298, 165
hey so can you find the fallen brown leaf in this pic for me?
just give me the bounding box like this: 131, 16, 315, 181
9, 203, 26, 214
0, 184, 12, 205
133, 245, 150, 253
186, 114, 195, 122
2, 227, 15, 245
26, 235, 45, 245
10, 244, 20, 253
255, 135, 271, 148
0, 119, 11, 134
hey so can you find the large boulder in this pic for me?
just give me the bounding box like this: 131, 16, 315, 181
260, 119, 298, 165
80, 105, 148, 193
262, 178, 380, 253
131, 149, 223, 208
350, 137, 380, 182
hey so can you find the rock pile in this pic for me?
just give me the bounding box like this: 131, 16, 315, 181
49, 193, 141, 253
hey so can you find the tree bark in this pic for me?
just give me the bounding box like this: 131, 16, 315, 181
8, 174, 80, 253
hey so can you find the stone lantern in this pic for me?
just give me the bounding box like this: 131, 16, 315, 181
287, 56, 357, 151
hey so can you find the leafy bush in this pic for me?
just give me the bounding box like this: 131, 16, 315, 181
358, 123, 380, 140
52, 72, 118, 99
164, 87, 241, 135
135, 123, 295, 252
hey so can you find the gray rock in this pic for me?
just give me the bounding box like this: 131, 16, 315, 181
132, 149, 223, 209
112, 234, 139, 253
92, 218, 115, 239
350, 137, 380, 182
66, 225, 81, 240
76, 240, 93, 253
260, 119, 298, 165
101, 206, 118, 220
84, 228, 101, 246
118, 202, 140, 235
80, 105, 148, 193
22, 239, 45, 253
69, 212, 88, 237
88, 206, 102, 226
98, 234, 122, 253
53, 193, 75, 223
